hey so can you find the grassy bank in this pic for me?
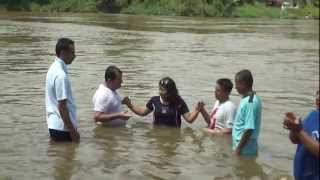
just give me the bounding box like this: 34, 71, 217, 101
0, 0, 319, 19
0, 0, 97, 12
232, 3, 319, 18
121, 0, 236, 17
121, 1, 319, 19
30, 0, 97, 13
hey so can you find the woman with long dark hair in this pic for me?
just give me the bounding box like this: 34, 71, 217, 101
123, 77, 200, 127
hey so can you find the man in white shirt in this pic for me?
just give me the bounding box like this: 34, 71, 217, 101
92, 66, 131, 126
45, 38, 79, 142
198, 78, 237, 135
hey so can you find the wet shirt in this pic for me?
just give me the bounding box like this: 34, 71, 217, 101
294, 109, 320, 180
209, 100, 237, 130
146, 96, 189, 127
232, 94, 262, 155
92, 84, 125, 126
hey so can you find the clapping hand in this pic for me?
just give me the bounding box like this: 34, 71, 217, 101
196, 101, 205, 112
283, 112, 302, 133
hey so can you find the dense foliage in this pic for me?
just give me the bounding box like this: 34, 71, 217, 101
0, 0, 318, 18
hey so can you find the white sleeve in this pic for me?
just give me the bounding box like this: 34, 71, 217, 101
55, 74, 69, 101
225, 103, 237, 128
210, 101, 219, 114
93, 91, 109, 112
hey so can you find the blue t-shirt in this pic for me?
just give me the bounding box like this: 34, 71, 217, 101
146, 96, 189, 127
294, 109, 320, 180
232, 94, 262, 155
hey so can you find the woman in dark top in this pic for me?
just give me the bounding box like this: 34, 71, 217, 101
123, 77, 200, 127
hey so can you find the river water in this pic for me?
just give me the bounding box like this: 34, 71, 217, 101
0, 12, 319, 180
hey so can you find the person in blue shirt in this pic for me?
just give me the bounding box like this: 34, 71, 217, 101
232, 69, 262, 156
283, 90, 320, 180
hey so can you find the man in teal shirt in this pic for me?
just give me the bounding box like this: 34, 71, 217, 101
232, 69, 262, 156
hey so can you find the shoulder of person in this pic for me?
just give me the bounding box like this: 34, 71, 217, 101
254, 94, 262, 100
309, 109, 319, 116
240, 96, 250, 104
178, 96, 186, 102
55, 73, 68, 81
146, 96, 159, 106
150, 96, 160, 101
94, 86, 112, 99
238, 98, 252, 112
224, 100, 237, 109
94, 92, 110, 102
304, 109, 319, 123
177, 96, 187, 107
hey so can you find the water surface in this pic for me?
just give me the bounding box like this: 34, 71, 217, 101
0, 12, 319, 180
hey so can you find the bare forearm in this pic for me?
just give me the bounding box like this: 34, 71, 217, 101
184, 111, 200, 123
289, 131, 300, 144
298, 130, 320, 157
236, 130, 252, 152
219, 128, 232, 134
94, 112, 122, 123
204, 128, 232, 135
58, 103, 75, 131
200, 109, 211, 125
128, 104, 149, 116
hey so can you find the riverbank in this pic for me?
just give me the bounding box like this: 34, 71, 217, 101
0, 0, 319, 19
122, 2, 319, 19
232, 3, 319, 18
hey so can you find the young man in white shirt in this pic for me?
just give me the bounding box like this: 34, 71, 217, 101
45, 38, 79, 142
199, 78, 237, 135
92, 66, 131, 126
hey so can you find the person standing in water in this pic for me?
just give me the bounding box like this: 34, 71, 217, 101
122, 77, 200, 127
232, 69, 262, 156
92, 65, 131, 126
283, 90, 319, 180
199, 78, 237, 135
45, 38, 79, 142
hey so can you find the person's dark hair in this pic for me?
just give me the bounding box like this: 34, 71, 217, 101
235, 69, 253, 87
105, 65, 122, 82
217, 78, 233, 93
159, 77, 181, 105
55, 38, 74, 57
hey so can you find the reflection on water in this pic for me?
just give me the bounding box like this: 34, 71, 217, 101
47, 142, 78, 180
0, 12, 318, 179
232, 156, 267, 180
93, 126, 134, 172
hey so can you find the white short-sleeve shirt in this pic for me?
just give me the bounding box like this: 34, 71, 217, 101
210, 100, 237, 129
92, 84, 125, 126
45, 57, 77, 131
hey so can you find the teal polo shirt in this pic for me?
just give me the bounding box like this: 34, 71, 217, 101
232, 93, 262, 155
